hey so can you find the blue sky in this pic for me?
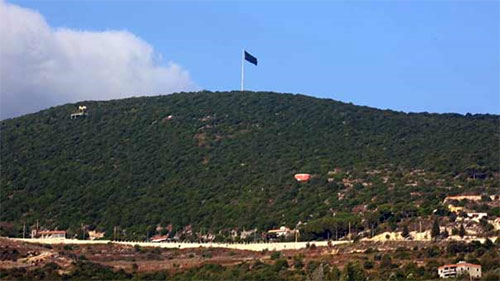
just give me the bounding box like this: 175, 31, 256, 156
4, 0, 500, 116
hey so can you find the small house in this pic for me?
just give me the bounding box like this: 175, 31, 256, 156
150, 235, 169, 243
438, 261, 481, 279
267, 226, 297, 240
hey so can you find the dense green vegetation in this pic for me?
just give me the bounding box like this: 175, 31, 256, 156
1, 91, 498, 238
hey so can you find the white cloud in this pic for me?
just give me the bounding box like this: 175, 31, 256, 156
0, 1, 197, 119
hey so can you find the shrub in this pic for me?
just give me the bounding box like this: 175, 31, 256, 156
270, 251, 281, 260
380, 254, 393, 268
341, 262, 366, 281
365, 247, 375, 254
293, 256, 304, 269
133, 244, 141, 252
459, 224, 466, 238
363, 260, 374, 270
273, 259, 288, 272
201, 250, 212, 258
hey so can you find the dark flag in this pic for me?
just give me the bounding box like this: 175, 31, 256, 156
244, 51, 258, 65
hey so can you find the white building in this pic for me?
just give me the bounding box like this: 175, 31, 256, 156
466, 212, 488, 222
443, 195, 482, 203
267, 226, 298, 238
70, 105, 88, 119
150, 235, 168, 243
88, 230, 105, 240
32, 230, 66, 239
438, 261, 481, 279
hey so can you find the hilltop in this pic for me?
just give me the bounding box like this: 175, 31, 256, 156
1, 91, 499, 239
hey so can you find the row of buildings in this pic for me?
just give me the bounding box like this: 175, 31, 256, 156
148, 226, 299, 243
27, 228, 483, 279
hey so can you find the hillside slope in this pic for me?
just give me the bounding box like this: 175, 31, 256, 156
1, 91, 498, 238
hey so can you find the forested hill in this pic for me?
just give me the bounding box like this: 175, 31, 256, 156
1, 91, 499, 238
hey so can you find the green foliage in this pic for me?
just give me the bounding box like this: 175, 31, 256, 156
459, 224, 466, 238
273, 259, 289, 272
431, 218, 440, 239
380, 254, 393, 269
483, 272, 500, 281
293, 255, 304, 269
402, 225, 409, 238
441, 229, 449, 239
363, 260, 374, 270
341, 262, 366, 281
270, 251, 281, 260
301, 213, 361, 241
1, 91, 498, 236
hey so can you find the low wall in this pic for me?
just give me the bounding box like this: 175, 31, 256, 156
10, 238, 350, 251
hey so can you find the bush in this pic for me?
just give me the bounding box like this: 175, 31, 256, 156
270, 251, 281, 260
273, 259, 288, 272
341, 262, 366, 281
459, 224, 466, 238
402, 225, 409, 238
425, 246, 441, 258
134, 244, 141, 252
380, 254, 393, 268
306, 260, 320, 274
483, 272, 500, 281
201, 250, 212, 258
363, 260, 374, 270
293, 255, 304, 269
431, 218, 440, 239
365, 247, 375, 254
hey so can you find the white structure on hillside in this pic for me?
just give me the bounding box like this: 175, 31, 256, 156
88, 230, 105, 240
150, 235, 169, 243
267, 226, 298, 239
443, 195, 482, 202
466, 212, 488, 223
71, 105, 88, 119
31, 230, 66, 239
438, 261, 481, 279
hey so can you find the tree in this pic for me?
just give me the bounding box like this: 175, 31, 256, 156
310, 263, 324, 281
363, 260, 374, 270
402, 225, 409, 238
459, 224, 466, 238
380, 254, 393, 268
341, 262, 366, 281
449, 212, 457, 222
441, 228, 449, 239
431, 218, 440, 239
483, 272, 500, 281
270, 251, 281, 260
326, 265, 341, 281
273, 259, 288, 272
293, 255, 304, 269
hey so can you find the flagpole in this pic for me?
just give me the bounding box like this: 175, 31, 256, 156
241, 49, 245, 91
